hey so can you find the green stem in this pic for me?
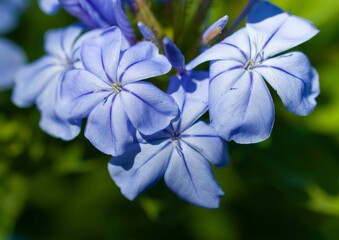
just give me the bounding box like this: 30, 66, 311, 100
225, 0, 259, 36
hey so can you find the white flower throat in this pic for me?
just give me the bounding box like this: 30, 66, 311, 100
244, 36, 265, 71
244, 59, 256, 71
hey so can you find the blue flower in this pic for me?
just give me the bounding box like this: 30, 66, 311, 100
40, 0, 118, 26
0, 0, 26, 34
39, 0, 118, 28
186, 2, 320, 143
60, 27, 178, 156
12, 25, 100, 140
0, 38, 26, 90
39, 0, 135, 43
108, 72, 228, 208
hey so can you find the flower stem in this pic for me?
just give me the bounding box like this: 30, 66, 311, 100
180, 0, 213, 58
225, 0, 259, 35
135, 0, 163, 38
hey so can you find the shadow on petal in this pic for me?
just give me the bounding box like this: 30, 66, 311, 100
110, 143, 141, 171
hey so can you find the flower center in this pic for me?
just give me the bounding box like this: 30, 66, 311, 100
112, 82, 122, 93
244, 59, 256, 71
170, 131, 181, 141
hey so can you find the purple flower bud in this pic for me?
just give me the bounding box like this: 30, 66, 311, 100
163, 37, 185, 74
59, 0, 117, 28
202, 15, 228, 45
113, 0, 136, 44
137, 22, 157, 44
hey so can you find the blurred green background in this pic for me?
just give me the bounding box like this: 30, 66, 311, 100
1, 0, 339, 239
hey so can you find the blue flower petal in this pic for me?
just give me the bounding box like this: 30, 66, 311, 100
186, 28, 251, 70
247, 1, 283, 24
12, 56, 63, 107
0, 38, 26, 90
113, 0, 136, 44
60, 69, 111, 121
209, 59, 245, 111
210, 71, 274, 143
108, 140, 172, 200
121, 82, 178, 135
85, 94, 135, 156
256, 51, 319, 115
0, 0, 26, 33
247, 12, 319, 58
81, 27, 123, 85
12, 25, 105, 140
164, 140, 224, 209
39, 111, 81, 140
59, 0, 117, 28
181, 121, 228, 167
71, 28, 104, 62
39, 0, 60, 15
37, 77, 81, 140
86, 0, 118, 26
169, 71, 209, 131
0, 4, 15, 34
11, 25, 93, 140
118, 41, 171, 84
44, 25, 84, 61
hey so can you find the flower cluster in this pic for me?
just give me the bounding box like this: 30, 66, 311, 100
1, 0, 319, 208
